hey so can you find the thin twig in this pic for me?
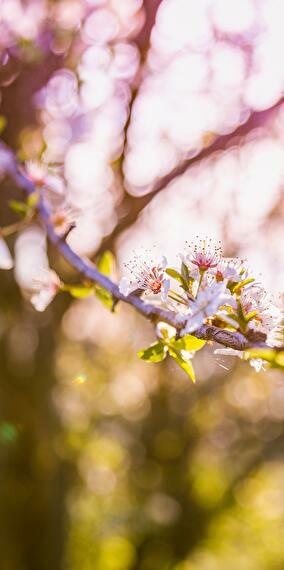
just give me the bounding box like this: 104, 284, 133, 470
98, 96, 284, 255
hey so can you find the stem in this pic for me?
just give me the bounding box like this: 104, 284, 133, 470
197, 269, 205, 293
168, 290, 188, 306
1, 209, 36, 238
1, 219, 29, 237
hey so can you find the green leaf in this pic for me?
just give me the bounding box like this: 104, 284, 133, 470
68, 286, 94, 299
94, 251, 116, 309
9, 200, 29, 217
27, 192, 39, 209
97, 251, 116, 276
138, 342, 167, 363
275, 352, 284, 368
233, 278, 255, 293
244, 348, 284, 370
244, 348, 277, 363
181, 262, 191, 285
172, 334, 206, 352
95, 285, 114, 310
166, 268, 188, 291
9, 194, 38, 218
168, 347, 196, 382
166, 268, 183, 282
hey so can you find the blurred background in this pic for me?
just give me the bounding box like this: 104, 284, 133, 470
1, 0, 284, 569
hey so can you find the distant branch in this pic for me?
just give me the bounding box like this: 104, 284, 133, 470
100, 96, 284, 254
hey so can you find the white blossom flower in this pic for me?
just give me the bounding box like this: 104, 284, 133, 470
214, 348, 265, 372
211, 257, 244, 283
183, 282, 235, 333
239, 286, 266, 314
239, 286, 282, 335
119, 252, 170, 301
49, 205, 78, 237
30, 269, 61, 312
25, 160, 48, 187
0, 237, 13, 269
25, 160, 65, 195
183, 237, 222, 277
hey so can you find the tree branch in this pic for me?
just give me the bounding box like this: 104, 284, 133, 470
99, 96, 284, 255
1, 143, 279, 353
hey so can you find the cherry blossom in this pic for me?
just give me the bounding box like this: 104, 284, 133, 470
25, 160, 48, 187
184, 237, 222, 276
49, 205, 78, 237
119, 252, 170, 301
182, 282, 236, 334
25, 160, 65, 195
211, 257, 244, 283
30, 269, 61, 312
239, 286, 282, 335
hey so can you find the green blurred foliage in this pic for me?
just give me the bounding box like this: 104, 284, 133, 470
1, 258, 284, 570
50, 297, 284, 570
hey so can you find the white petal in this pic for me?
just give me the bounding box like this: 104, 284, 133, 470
156, 321, 176, 339
160, 256, 167, 269
223, 290, 237, 308
119, 277, 130, 295
182, 312, 204, 334
45, 174, 65, 194
119, 277, 140, 296
214, 348, 243, 358
217, 311, 239, 328
181, 349, 194, 360
0, 238, 13, 270
161, 278, 170, 301
30, 289, 55, 312
249, 358, 265, 372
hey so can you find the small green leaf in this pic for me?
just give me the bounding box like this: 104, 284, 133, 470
244, 348, 284, 370
9, 200, 29, 217
172, 334, 206, 352
168, 347, 196, 382
9, 194, 38, 218
275, 352, 284, 368
27, 192, 39, 209
97, 251, 116, 276
138, 342, 167, 363
181, 262, 191, 285
233, 278, 255, 293
244, 348, 276, 363
166, 268, 188, 291
95, 285, 114, 310
94, 251, 116, 309
166, 268, 183, 282
68, 286, 94, 298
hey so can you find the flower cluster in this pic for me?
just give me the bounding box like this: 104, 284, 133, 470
1, 223, 282, 380
120, 239, 283, 374
30, 269, 61, 312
